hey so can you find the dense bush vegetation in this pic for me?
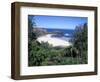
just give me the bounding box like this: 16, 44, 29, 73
28, 16, 88, 66
70, 23, 88, 64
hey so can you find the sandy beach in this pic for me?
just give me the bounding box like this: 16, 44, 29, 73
37, 34, 72, 47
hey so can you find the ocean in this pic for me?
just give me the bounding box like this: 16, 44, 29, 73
46, 28, 74, 36
46, 28, 75, 41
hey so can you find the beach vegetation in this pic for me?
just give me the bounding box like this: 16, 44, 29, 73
28, 16, 88, 66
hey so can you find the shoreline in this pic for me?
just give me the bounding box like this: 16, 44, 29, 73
37, 34, 72, 47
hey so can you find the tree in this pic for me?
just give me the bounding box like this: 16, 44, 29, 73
28, 16, 39, 66
71, 23, 88, 64
28, 15, 37, 42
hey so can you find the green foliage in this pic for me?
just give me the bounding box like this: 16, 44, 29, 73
28, 16, 37, 42
28, 16, 88, 66
71, 23, 88, 64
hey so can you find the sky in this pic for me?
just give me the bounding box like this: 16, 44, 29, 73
29, 15, 87, 30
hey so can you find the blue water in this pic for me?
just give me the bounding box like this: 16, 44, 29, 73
46, 28, 74, 37
44, 28, 75, 41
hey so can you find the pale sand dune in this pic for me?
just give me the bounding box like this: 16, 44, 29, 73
37, 34, 72, 47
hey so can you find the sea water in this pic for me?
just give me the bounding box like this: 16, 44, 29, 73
46, 28, 75, 41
